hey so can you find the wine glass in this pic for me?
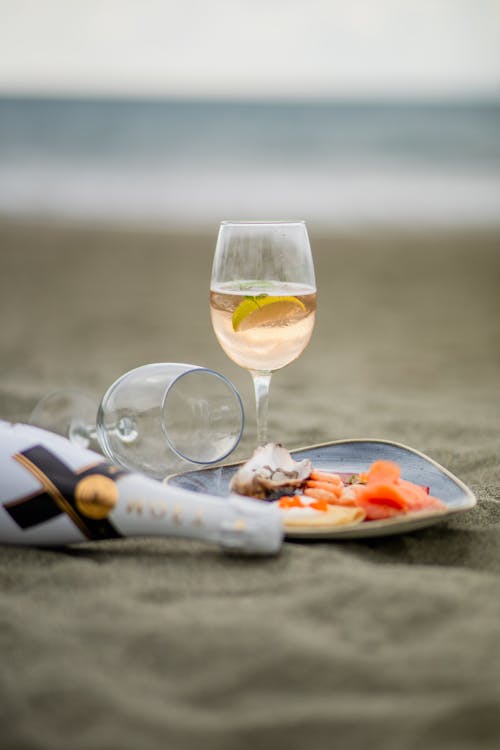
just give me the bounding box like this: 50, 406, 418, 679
210, 221, 316, 446
30, 363, 244, 479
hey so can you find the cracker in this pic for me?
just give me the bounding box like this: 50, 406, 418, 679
283, 505, 365, 529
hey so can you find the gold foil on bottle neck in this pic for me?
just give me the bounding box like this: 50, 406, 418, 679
75, 475, 118, 519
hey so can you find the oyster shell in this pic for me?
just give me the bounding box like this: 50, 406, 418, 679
230, 443, 312, 499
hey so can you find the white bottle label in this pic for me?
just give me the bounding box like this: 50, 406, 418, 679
0, 421, 283, 555
0, 420, 126, 546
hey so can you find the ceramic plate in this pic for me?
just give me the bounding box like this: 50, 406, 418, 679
166, 440, 477, 539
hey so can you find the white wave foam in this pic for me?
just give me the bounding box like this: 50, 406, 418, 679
1, 161, 499, 228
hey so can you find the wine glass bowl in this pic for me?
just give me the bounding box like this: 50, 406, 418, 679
210, 221, 316, 446
97, 363, 244, 476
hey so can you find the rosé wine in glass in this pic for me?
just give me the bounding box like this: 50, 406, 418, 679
210, 222, 316, 446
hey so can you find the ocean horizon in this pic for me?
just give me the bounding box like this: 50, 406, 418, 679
1, 95, 499, 229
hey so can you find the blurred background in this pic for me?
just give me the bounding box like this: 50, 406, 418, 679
0, 0, 499, 454
0, 0, 499, 228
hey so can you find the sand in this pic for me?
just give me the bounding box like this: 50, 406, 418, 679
0, 218, 499, 749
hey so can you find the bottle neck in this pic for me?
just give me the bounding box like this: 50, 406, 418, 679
111, 473, 283, 555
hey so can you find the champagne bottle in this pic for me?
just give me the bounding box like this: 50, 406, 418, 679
0, 421, 283, 555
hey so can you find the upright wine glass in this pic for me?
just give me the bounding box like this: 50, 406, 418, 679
210, 221, 316, 446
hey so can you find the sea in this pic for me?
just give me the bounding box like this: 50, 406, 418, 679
0, 97, 499, 229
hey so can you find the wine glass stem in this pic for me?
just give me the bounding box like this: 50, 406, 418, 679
250, 370, 272, 446
68, 421, 98, 448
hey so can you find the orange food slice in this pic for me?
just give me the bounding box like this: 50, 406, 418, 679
353, 459, 447, 520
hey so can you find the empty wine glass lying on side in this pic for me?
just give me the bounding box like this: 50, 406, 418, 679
30, 363, 244, 480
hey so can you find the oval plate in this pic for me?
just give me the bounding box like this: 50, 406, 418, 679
166, 440, 477, 539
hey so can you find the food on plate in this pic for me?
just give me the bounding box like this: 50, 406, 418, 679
231, 444, 448, 529
229, 443, 312, 499
280, 501, 365, 529
344, 460, 447, 520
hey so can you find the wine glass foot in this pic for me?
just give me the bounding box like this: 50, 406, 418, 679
30, 388, 99, 451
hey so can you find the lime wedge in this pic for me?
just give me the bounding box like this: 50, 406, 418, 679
232, 295, 306, 332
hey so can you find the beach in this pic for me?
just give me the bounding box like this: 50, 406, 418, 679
0, 217, 499, 749
1, 219, 499, 453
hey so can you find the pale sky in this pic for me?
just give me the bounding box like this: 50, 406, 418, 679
1, 0, 499, 99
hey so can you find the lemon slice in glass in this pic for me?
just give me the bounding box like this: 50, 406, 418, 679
232, 295, 306, 332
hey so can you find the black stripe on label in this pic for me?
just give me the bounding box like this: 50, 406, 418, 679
4, 491, 61, 529
3, 445, 127, 540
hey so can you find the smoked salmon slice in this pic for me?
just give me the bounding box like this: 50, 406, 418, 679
350, 460, 447, 521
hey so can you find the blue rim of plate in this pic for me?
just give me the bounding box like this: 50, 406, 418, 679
166, 439, 477, 539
